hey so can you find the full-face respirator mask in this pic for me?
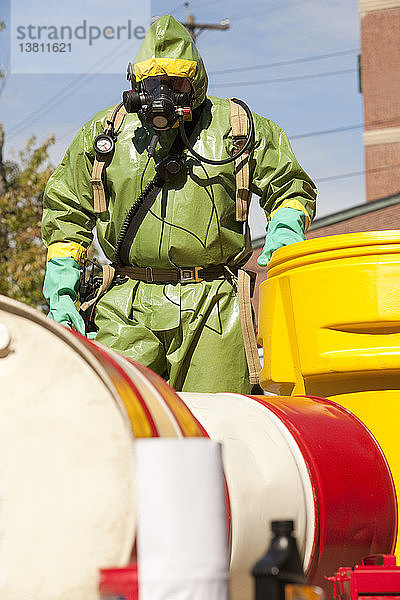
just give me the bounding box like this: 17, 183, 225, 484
122, 62, 194, 131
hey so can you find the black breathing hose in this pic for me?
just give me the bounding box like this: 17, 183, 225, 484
105, 101, 125, 135
178, 98, 254, 166
114, 174, 164, 267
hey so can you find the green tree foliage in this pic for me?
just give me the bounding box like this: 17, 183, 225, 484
0, 129, 55, 309
0, 22, 7, 85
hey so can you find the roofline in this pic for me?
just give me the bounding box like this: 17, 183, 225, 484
252, 192, 400, 249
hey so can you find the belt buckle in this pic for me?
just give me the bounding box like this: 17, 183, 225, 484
179, 267, 203, 283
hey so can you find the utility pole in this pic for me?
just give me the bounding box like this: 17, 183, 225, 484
181, 2, 230, 43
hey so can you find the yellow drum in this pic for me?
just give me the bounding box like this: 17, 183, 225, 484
258, 230, 400, 553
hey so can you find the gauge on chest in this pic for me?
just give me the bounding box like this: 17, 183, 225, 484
93, 134, 115, 156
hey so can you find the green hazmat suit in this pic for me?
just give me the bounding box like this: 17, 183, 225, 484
42, 15, 316, 393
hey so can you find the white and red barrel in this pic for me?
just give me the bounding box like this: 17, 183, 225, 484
0, 295, 396, 600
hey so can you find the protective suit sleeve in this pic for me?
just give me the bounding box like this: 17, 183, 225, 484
43, 257, 85, 335
257, 207, 305, 266
250, 113, 317, 226
41, 124, 96, 250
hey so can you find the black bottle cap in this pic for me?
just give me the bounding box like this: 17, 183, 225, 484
271, 520, 294, 536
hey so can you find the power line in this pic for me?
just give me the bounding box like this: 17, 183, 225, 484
315, 163, 400, 183
173, 0, 311, 18
291, 123, 363, 139
291, 116, 400, 139
7, 75, 92, 138
233, 0, 315, 22
58, 125, 83, 143
210, 48, 358, 76
209, 68, 356, 88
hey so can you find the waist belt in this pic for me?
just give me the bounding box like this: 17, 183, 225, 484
82, 263, 261, 387
117, 265, 236, 283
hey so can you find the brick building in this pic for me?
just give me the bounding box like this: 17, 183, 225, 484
360, 0, 400, 202
248, 0, 400, 310
307, 0, 400, 238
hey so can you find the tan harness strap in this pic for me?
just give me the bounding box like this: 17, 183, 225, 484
238, 269, 261, 385
79, 264, 116, 312
229, 98, 251, 222
91, 104, 127, 214
91, 158, 108, 214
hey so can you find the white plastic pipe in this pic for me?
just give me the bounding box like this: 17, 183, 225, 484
136, 438, 230, 600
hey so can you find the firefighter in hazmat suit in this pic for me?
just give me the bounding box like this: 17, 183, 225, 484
42, 15, 316, 393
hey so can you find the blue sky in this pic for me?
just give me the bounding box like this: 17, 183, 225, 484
0, 0, 363, 240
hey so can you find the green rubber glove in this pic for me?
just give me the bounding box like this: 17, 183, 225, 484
257, 207, 306, 267
43, 257, 86, 335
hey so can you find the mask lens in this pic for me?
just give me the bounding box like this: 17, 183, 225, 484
142, 77, 160, 94
142, 76, 192, 97
168, 77, 192, 93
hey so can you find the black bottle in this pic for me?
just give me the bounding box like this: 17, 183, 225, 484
252, 520, 306, 600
